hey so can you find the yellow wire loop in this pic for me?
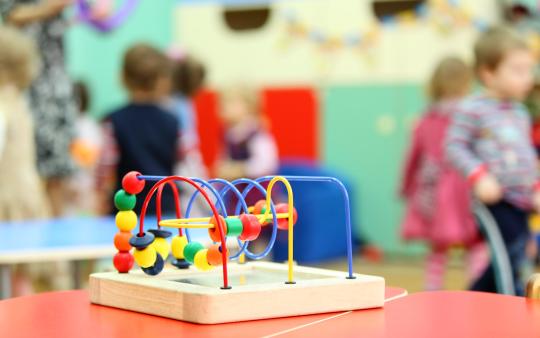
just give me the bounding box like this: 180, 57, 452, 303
264, 176, 295, 283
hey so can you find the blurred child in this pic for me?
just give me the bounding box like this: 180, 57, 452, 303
446, 27, 539, 295
0, 27, 50, 296
0, 27, 49, 221
69, 81, 102, 215
96, 43, 181, 214
401, 57, 487, 290
216, 86, 278, 180
168, 55, 207, 178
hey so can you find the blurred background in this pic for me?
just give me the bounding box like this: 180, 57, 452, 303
1, 0, 540, 298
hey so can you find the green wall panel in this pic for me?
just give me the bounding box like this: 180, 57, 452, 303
323, 84, 427, 254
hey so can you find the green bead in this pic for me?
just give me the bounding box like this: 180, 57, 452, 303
183, 242, 204, 264
225, 217, 243, 237
114, 189, 136, 211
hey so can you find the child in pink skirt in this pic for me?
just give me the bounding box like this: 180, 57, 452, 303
400, 57, 487, 290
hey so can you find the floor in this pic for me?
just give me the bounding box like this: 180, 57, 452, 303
318, 253, 467, 293
318, 251, 540, 293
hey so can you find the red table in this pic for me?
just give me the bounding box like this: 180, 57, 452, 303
1, 288, 539, 338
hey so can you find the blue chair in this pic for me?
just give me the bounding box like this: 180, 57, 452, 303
473, 200, 514, 295
271, 160, 359, 263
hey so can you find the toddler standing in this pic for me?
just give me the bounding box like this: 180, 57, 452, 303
401, 57, 487, 290
446, 27, 539, 295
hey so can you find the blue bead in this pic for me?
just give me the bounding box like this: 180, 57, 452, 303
142, 253, 165, 276
129, 232, 155, 249
171, 258, 190, 269
148, 229, 172, 238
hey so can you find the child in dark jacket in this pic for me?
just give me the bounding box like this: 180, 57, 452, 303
97, 43, 181, 214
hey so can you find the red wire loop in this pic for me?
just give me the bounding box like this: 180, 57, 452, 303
138, 176, 229, 288
155, 181, 182, 235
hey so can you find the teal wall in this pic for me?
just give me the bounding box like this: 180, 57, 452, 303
65, 0, 175, 118
323, 84, 427, 253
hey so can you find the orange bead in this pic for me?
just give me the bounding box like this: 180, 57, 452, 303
207, 244, 228, 266
253, 200, 267, 215
114, 231, 132, 251
208, 215, 227, 242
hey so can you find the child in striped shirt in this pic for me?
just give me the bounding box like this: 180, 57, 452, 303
446, 26, 539, 295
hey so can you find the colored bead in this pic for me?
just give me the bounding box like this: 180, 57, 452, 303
152, 237, 170, 260
225, 217, 243, 237
133, 245, 157, 268
113, 252, 134, 273
129, 232, 155, 249
208, 215, 227, 242
239, 214, 261, 241
253, 200, 267, 215
171, 235, 188, 259
114, 189, 136, 211
142, 253, 165, 276
115, 210, 138, 232
253, 200, 271, 225
171, 258, 190, 269
207, 244, 228, 266
183, 241, 204, 264
148, 229, 172, 238
122, 171, 145, 194
194, 249, 213, 271
275, 203, 298, 230
114, 231, 132, 251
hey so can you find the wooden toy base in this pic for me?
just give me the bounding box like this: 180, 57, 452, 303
89, 262, 385, 324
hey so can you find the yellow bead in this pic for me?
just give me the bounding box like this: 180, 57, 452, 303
171, 235, 188, 259
194, 249, 213, 271
133, 246, 156, 268
530, 214, 540, 232
152, 237, 170, 260
116, 210, 138, 231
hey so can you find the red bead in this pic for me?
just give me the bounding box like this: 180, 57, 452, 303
208, 215, 227, 242
114, 231, 132, 251
275, 203, 298, 230
253, 200, 266, 215
239, 214, 261, 241
122, 171, 145, 194
207, 244, 228, 266
113, 252, 134, 273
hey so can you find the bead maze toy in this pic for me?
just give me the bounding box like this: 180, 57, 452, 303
89, 172, 385, 324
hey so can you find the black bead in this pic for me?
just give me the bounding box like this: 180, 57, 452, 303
148, 229, 172, 238
142, 253, 165, 276
129, 232, 155, 249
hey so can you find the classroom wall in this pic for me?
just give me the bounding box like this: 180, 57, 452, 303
323, 84, 424, 252
174, 0, 498, 85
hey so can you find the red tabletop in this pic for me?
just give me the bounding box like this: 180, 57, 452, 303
1, 288, 538, 338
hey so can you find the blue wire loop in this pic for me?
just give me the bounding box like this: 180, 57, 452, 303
229, 178, 278, 260
137, 175, 355, 279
